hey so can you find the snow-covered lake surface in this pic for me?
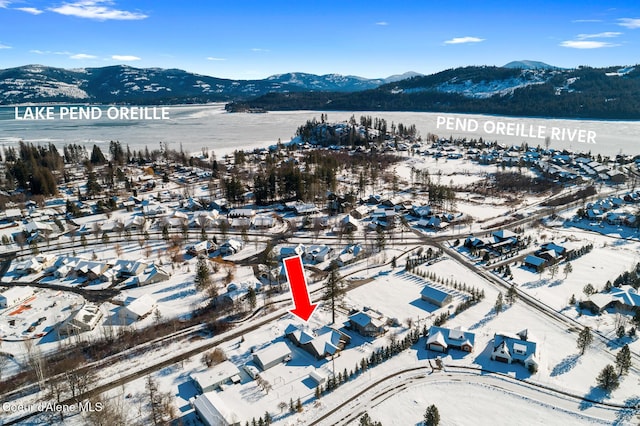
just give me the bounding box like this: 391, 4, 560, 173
0, 104, 638, 157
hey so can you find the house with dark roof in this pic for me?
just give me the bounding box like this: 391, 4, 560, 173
426, 326, 475, 353
523, 254, 546, 272
348, 311, 387, 337
420, 285, 453, 307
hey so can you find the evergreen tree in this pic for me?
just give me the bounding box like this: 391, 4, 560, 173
247, 287, 257, 310
90, 144, 107, 165
615, 344, 632, 376
358, 412, 382, 426
596, 364, 619, 392
577, 326, 593, 355
323, 260, 345, 324
505, 285, 517, 304
494, 292, 503, 314
194, 257, 211, 292
563, 262, 573, 279
424, 404, 440, 426
583, 283, 595, 297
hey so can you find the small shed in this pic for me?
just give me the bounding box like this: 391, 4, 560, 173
309, 369, 327, 385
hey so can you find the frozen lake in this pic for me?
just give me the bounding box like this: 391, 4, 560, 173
0, 103, 638, 157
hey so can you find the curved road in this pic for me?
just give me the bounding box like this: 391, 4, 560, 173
308, 365, 636, 425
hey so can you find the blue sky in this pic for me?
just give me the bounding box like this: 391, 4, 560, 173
1, 0, 639, 79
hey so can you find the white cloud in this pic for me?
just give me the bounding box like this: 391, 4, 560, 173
111, 54, 141, 61
571, 19, 603, 23
16, 7, 43, 14
576, 32, 622, 39
444, 36, 485, 45
49, 0, 147, 21
206, 57, 226, 61
0, 43, 11, 49
375, 21, 389, 26
30, 49, 73, 55
560, 40, 619, 49
0, 1, 10, 8
70, 53, 97, 59
251, 48, 270, 52
618, 18, 640, 29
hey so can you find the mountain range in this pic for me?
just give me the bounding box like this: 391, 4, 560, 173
1, 62, 639, 119
0, 64, 421, 105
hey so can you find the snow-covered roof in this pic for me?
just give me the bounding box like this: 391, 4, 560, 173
253, 341, 291, 370
191, 391, 240, 425
190, 360, 239, 390
124, 294, 156, 318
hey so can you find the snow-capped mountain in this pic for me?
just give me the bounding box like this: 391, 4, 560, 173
239, 63, 640, 119
0, 65, 412, 105
502, 60, 559, 70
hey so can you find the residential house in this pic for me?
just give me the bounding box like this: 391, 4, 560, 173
220, 239, 243, 256
124, 215, 148, 232
336, 244, 363, 266
340, 215, 359, 233
304, 245, 333, 263
583, 286, 640, 314
490, 330, 538, 371
58, 303, 103, 336
350, 205, 371, 220
136, 264, 171, 286
410, 205, 432, 219
426, 325, 475, 353
280, 244, 305, 260
523, 254, 547, 272
187, 241, 218, 256
285, 324, 350, 359
348, 311, 387, 338
606, 170, 626, 183
190, 211, 219, 229
253, 215, 275, 229
370, 208, 396, 229
24, 219, 54, 237
120, 294, 156, 322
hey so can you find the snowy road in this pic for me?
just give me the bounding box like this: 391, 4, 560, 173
308, 365, 636, 425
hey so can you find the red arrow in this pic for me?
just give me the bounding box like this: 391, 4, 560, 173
283, 255, 317, 322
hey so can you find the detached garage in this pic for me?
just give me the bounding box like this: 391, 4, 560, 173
420, 285, 453, 307
253, 341, 291, 371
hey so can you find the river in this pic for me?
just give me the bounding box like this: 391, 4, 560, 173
0, 104, 638, 157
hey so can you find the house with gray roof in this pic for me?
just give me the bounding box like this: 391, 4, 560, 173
348, 311, 387, 337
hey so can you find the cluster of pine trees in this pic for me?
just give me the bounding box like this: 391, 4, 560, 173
3, 142, 62, 195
